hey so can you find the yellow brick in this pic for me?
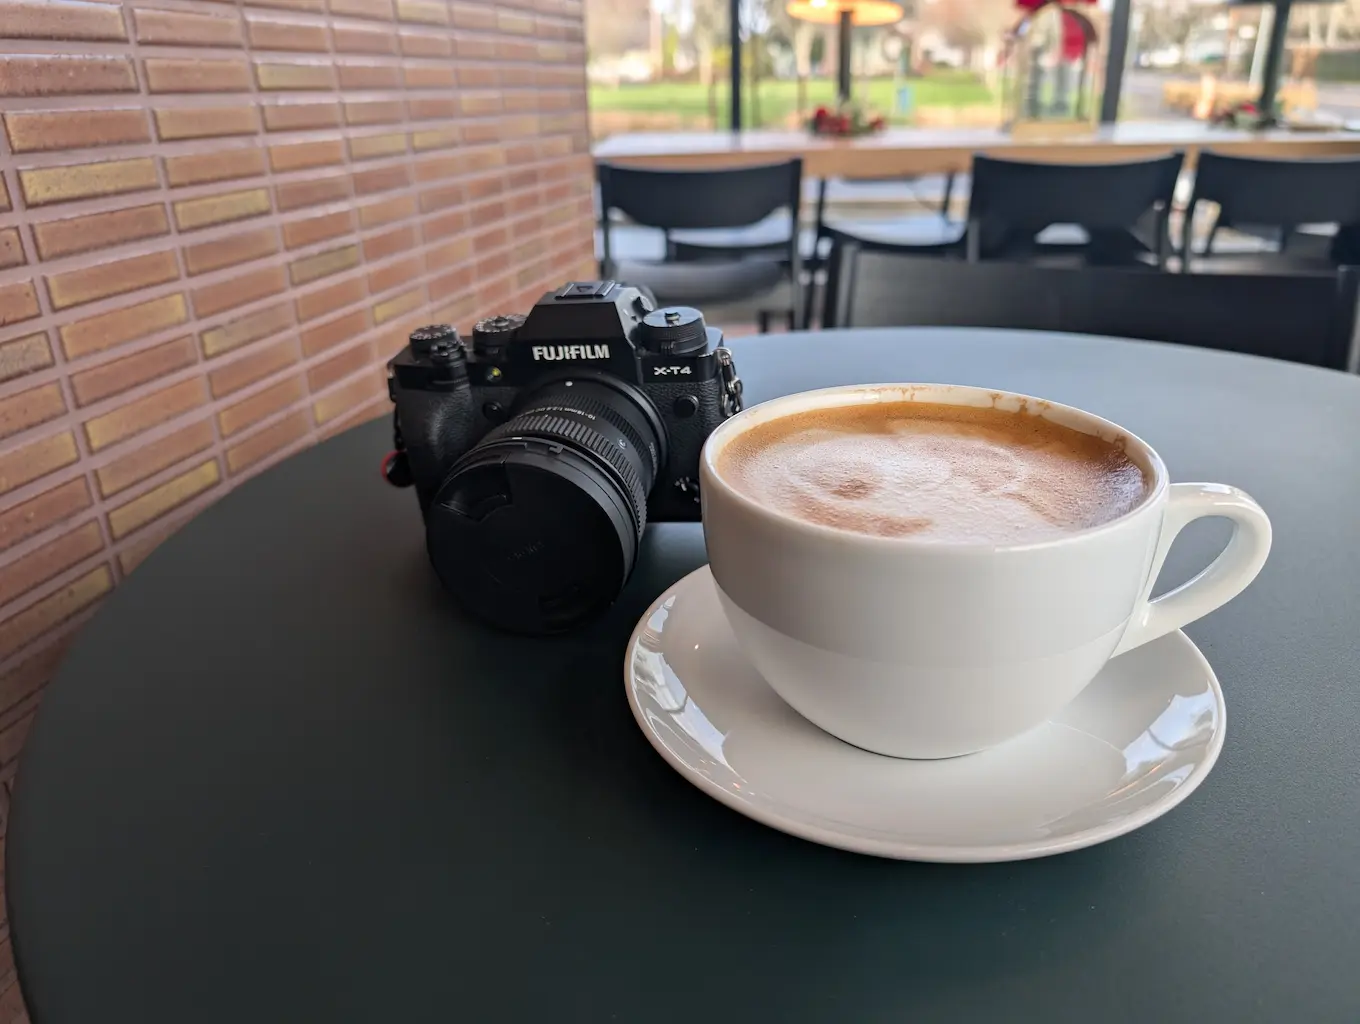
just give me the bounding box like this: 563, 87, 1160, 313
5, 108, 149, 153
46, 250, 180, 311
208, 338, 298, 398
173, 188, 271, 231
268, 140, 344, 172
464, 148, 506, 172
18, 158, 158, 207
497, 10, 535, 33
0, 431, 79, 495
83, 378, 206, 452
5, 2, 127, 40
97, 419, 216, 498
313, 372, 380, 424
199, 302, 294, 358
192, 265, 286, 318
461, 94, 500, 116
155, 106, 258, 140
144, 58, 251, 93
0, 383, 66, 441
60, 293, 188, 359
288, 245, 359, 286
0, 282, 40, 327
261, 101, 340, 131
373, 287, 424, 324
0, 567, 112, 659
118, 532, 165, 576
32, 204, 170, 261
344, 99, 404, 126
255, 62, 334, 90
164, 148, 266, 188
396, 0, 449, 24
358, 194, 416, 228
0, 333, 54, 384
347, 133, 406, 161
0, 228, 24, 270
412, 128, 458, 152
0, 520, 105, 608
108, 461, 221, 540
217, 376, 306, 437
183, 228, 279, 276
226, 409, 312, 475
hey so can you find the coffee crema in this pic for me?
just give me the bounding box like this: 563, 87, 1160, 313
715, 400, 1150, 542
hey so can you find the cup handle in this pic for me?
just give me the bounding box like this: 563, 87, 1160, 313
1111, 482, 1272, 658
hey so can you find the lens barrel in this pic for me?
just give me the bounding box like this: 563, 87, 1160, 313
424, 374, 666, 634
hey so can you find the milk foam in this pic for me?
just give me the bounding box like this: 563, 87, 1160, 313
717, 402, 1149, 542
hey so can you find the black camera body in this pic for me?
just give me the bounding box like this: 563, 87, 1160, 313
385, 280, 742, 634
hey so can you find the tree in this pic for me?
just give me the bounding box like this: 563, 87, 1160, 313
692, 0, 729, 124
585, 0, 652, 62
743, 0, 797, 125
917, 0, 1016, 62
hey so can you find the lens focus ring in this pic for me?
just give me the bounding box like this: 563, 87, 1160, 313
484, 408, 648, 535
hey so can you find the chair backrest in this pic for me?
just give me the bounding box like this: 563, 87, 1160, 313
596, 160, 803, 232
832, 246, 1360, 371
1182, 151, 1360, 257
965, 153, 1184, 263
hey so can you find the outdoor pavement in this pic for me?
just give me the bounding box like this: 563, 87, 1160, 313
1122, 68, 1360, 121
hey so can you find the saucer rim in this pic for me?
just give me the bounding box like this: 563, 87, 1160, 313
623, 564, 1228, 863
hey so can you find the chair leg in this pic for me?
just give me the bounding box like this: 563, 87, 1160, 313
941, 171, 957, 221
802, 245, 821, 328
757, 310, 771, 333
821, 239, 842, 329
785, 309, 795, 331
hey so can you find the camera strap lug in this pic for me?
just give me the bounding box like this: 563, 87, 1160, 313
383, 410, 413, 487
716, 347, 743, 417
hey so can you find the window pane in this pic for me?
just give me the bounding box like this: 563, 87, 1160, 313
1281, 3, 1360, 127
1123, 0, 1268, 122
740, 0, 1013, 129
586, 0, 732, 141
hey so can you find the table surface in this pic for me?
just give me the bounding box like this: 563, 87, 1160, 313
10, 329, 1360, 1023
593, 121, 1360, 176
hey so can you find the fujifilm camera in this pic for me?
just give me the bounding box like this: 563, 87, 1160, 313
384, 280, 743, 634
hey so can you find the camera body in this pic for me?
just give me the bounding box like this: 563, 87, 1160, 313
385, 280, 742, 633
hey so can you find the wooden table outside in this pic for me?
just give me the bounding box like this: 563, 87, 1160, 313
593, 121, 1360, 177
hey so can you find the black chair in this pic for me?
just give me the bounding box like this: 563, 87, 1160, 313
596, 160, 803, 330
829, 245, 1360, 371
965, 153, 1185, 268
800, 173, 966, 326
1180, 152, 1360, 273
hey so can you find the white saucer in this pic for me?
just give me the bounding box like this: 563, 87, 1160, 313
624, 565, 1227, 862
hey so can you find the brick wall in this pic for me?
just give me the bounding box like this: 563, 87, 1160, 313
0, 0, 597, 795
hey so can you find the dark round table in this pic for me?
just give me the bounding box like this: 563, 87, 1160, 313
9, 329, 1360, 1023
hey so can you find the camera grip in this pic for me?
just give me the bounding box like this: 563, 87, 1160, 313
397, 388, 477, 515
645, 377, 728, 523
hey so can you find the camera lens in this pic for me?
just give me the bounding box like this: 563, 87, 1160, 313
424, 374, 667, 634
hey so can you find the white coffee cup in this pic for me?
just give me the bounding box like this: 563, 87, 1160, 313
699, 383, 1271, 759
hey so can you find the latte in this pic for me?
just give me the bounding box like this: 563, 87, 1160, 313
715, 400, 1149, 542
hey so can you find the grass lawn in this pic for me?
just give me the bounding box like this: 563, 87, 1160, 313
590, 72, 996, 129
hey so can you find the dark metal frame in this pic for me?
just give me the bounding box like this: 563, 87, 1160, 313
1100, 0, 1132, 123
1099, 0, 1306, 126
1255, 0, 1295, 122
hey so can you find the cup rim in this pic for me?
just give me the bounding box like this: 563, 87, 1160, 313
700, 382, 1170, 553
